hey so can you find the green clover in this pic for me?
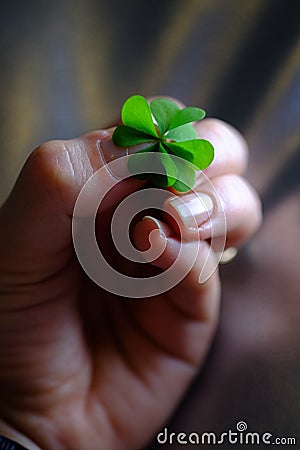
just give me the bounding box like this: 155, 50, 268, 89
112, 95, 214, 192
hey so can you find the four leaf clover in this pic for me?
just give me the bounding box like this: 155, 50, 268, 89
112, 95, 214, 192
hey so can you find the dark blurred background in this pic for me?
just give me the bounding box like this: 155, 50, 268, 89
0, 0, 299, 448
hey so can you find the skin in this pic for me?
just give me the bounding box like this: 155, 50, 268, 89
0, 99, 262, 450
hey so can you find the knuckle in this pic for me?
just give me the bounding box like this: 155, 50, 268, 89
30, 139, 88, 183
27, 137, 96, 208
29, 140, 65, 173
27, 140, 82, 203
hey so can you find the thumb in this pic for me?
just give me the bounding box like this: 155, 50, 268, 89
0, 129, 143, 275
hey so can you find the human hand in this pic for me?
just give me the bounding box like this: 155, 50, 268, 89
0, 99, 262, 450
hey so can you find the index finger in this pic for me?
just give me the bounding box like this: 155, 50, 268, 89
195, 118, 249, 183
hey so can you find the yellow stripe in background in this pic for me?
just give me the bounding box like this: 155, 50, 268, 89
246, 36, 300, 190
67, 0, 114, 130
191, 0, 265, 106
140, 0, 214, 96
247, 35, 300, 147
0, 53, 40, 204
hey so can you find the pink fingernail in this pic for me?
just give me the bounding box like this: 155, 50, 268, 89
98, 129, 129, 164
168, 193, 214, 229
141, 215, 167, 240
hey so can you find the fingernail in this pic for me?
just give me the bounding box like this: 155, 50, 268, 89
96, 129, 129, 180
141, 216, 166, 237
168, 193, 214, 229
141, 216, 167, 239
138, 216, 167, 261
98, 128, 128, 163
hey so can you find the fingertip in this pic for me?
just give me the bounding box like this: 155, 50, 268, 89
133, 216, 170, 251
194, 118, 249, 179
196, 117, 247, 146
133, 216, 181, 270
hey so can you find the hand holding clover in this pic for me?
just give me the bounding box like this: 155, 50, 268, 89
113, 95, 214, 191
0, 96, 261, 450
